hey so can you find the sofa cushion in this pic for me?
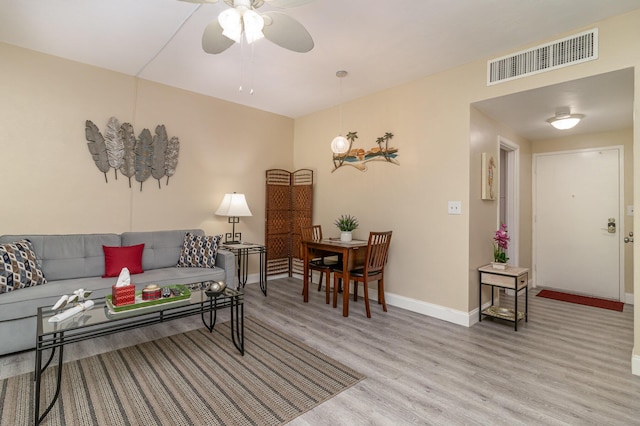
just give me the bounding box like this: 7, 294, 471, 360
0, 234, 122, 280
177, 233, 222, 268
102, 244, 145, 277
121, 229, 205, 270
0, 240, 47, 293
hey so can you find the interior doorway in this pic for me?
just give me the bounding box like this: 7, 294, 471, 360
499, 137, 519, 266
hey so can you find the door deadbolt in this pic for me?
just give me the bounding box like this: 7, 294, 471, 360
607, 218, 616, 234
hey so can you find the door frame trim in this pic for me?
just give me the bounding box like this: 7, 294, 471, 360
499, 136, 520, 267
532, 145, 624, 300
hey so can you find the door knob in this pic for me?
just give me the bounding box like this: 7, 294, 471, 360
607, 218, 616, 234
624, 231, 634, 243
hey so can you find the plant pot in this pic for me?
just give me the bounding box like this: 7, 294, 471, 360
340, 231, 353, 242
491, 262, 508, 270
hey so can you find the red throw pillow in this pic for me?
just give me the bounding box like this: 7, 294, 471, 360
102, 244, 145, 278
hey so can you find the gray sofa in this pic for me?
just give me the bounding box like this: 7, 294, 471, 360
0, 229, 234, 355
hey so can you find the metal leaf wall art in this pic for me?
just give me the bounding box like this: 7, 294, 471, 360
104, 117, 124, 180
85, 120, 110, 182
120, 123, 137, 187
165, 136, 180, 185
85, 118, 181, 191
151, 125, 168, 189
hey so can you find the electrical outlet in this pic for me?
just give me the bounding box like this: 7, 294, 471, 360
448, 201, 462, 215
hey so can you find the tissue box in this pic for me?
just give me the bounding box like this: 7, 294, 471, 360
112, 284, 135, 306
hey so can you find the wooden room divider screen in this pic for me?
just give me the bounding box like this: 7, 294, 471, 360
265, 169, 313, 277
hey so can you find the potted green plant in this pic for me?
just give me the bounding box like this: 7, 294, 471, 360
335, 214, 359, 242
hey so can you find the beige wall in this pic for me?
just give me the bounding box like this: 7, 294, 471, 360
294, 10, 640, 369
468, 107, 532, 308
532, 129, 634, 295
0, 42, 294, 245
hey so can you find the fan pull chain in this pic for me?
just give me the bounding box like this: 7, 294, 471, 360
239, 37, 245, 92
250, 43, 255, 95
237, 37, 256, 95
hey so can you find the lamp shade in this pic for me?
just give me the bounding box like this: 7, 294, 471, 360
215, 193, 253, 217
331, 135, 349, 154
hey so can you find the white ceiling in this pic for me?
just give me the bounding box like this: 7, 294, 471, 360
0, 0, 638, 137
474, 68, 635, 141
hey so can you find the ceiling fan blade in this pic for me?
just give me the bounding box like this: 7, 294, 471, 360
202, 19, 235, 54
261, 11, 314, 53
264, 0, 315, 8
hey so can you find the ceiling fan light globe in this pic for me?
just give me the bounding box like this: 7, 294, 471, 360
243, 10, 265, 43
331, 135, 349, 154
219, 8, 243, 43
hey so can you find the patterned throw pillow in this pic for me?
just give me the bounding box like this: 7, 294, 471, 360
177, 233, 222, 268
0, 240, 47, 294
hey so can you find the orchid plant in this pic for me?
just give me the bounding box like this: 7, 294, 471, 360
493, 223, 510, 263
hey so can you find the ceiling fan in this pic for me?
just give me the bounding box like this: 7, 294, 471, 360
180, 0, 315, 54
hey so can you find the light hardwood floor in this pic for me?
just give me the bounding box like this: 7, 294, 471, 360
2, 277, 639, 425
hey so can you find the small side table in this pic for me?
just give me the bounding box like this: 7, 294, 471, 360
478, 264, 529, 331
220, 242, 267, 296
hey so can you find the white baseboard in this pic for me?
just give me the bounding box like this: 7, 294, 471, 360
625, 292, 634, 305
273, 274, 479, 327
383, 292, 475, 327
632, 349, 640, 376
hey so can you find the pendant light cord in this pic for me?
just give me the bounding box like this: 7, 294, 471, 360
337, 70, 347, 134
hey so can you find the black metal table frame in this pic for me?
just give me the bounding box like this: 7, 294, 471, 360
34, 290, 244, 425
478, 267, 528, 331
223, 243, 267, 296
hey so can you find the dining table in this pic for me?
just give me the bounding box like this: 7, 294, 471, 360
301, 238, 368, 317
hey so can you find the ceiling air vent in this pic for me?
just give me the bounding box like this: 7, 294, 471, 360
487, 28, 598, 85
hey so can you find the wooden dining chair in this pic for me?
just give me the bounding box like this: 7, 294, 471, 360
300, 225, 341, 304
332, 231, 392, 317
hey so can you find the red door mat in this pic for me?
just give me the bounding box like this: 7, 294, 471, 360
536, 289, 624, 312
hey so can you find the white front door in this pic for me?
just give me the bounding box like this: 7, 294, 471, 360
533, 147, 622, 300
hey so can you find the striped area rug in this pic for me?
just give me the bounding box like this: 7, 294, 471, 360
0, 318, 365, 425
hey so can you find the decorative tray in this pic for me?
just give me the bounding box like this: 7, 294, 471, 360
482, 306, 525, 321
105, 285, 191, 318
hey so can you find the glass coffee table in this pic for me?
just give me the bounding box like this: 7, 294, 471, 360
34, 285, 244, 425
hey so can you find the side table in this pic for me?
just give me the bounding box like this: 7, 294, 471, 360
220, 242, 267, 296
478, 264, 529, 331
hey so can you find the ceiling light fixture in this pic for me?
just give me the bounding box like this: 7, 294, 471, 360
331, 70, 350, 154
218, 1, 265, 45
546, 107, 584, 130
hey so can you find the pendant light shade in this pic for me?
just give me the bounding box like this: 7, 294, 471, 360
331, 135, 349, 154
331, 70, 349, 154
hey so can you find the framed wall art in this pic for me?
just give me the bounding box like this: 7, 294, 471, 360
481, 152, 496, 200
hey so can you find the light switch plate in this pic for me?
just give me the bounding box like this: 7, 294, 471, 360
448, 201, 462, 215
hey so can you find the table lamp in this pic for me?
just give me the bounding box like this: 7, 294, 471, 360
215, 193, 252, 243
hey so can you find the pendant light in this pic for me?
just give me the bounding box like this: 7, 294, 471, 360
331, 70, 350, 154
